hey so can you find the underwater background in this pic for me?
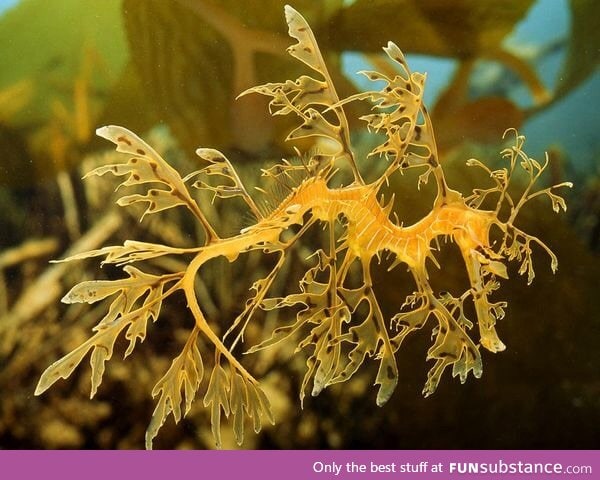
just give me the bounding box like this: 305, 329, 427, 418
0, 0, 598, 449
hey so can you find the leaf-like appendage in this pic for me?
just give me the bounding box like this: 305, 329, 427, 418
331, 317, 379, 385
423, 305, 483, 397
255, 247, 354, 402
117, 189, 186, 219
91, 127, 186, 192
342, 43, 437, 178
246, 311, 310, 354
229, 373, 274, 445
253, 272, 331, 354
146, 331, 203, 449
390, 304, 430, 351
309, 305, 350, 397
193, 148, 262, 218
283, 5, 326, 75
62, 266, 168, 329
200, 363, 273, 448
473, 250, 509, 280
485, 132, 571, 283
229, 372, 248, 445
241, 6, 361, 182
245, 380, 274, 433
286, 109, 343, 151
35, 315, 126, 399
53, 240, 189, 267
35, 338, 97, 397
35, 266, 176, 398
203, 364, 230, 448
90, 126, 217, 239
337, 283, 398, 406
223, 254, 287, 350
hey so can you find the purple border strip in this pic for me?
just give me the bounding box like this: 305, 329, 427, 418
1, 450, 597, 480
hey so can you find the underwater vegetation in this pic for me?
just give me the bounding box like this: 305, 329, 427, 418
33, 7, 572, 449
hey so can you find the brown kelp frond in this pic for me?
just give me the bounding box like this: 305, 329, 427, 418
37, 6, 571, 449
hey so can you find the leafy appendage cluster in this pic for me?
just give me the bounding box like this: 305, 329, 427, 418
239, 6, 363, 184
345, 46, 434, 179
36, 6, 572, 448
35, 125, 275, 449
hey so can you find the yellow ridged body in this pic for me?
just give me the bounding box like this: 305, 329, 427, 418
267, 177, 496, 269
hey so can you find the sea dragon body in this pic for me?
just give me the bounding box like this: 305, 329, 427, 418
35, 6, 571, 448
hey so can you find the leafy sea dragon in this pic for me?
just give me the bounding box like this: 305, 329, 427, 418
35, 6, 572, 448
